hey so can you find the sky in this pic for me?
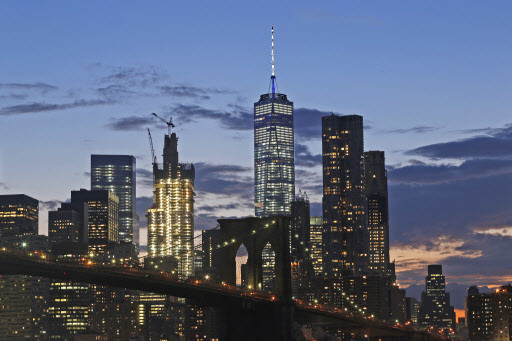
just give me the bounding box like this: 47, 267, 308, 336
2, 1, 512, 310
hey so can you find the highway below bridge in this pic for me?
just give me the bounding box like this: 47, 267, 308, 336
0, 251, 442, 341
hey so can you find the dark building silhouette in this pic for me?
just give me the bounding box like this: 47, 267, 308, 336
419, 265, 455, 330
0, 194, 38, 237
91, 155, 138, 248
466, 284, 512, 341
290, 191, 310, 299
406, 296, 421, 324
322, 114, 368, 305
254, 26, 294, 218
69, 189, 119, 257
364, 151, 391, 275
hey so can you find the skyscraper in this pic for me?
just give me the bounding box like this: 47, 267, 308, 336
322, 114, 368, 304
91, 155, 138, 246
419, 265, 455, 330
147, 131, 195, 277
69, 189, 119, 257
0, 194, 38, 237
364, 151, 390, 274
290, 192, 310, 298
254, 25, 294, 217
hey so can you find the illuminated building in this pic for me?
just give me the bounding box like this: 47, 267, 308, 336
322, 114, 368, 305
419, 265, 455, 330
254, 26, 294, 217
290, 192, 310, 299
262, 243, 276, 292
48, 209, 83, 246
467, 285, 512, 341
364, 151, 390, 274
69, 189, 119, 257
0, 235, 49, 340
147, 131, 195, 277
309, 216, 323, 278
0, 194, 38, 237
91, 155, 138, 247
406, 297, 421, 324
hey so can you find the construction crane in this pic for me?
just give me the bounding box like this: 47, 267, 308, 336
147, 128, 157, 165
151, 112, 175, 135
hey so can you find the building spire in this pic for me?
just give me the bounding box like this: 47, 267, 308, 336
271, 25, 276, 96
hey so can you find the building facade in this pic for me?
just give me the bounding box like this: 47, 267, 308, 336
0, 194, 38, 237
290, 192, 310, 299
147, 132, 195, 277
364, 151, 390, 274
69, 189, 119, 257
91, 155, 138, 246
322, 114, 368, 305
467, 285, 512, 341
418, 265, 455, 330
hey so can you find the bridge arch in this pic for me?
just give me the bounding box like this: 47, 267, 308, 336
215, 216, 292, 299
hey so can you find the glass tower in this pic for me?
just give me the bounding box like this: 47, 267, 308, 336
254, 26, 294, 217
147, 132, 195, 277
91, 155, 137, 246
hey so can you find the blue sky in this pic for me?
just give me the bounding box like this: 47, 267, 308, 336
2, 1, 512, 308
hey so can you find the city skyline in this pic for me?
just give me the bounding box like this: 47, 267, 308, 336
2, 1, 512, 314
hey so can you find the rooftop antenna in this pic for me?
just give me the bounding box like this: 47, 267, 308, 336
271, 25, 276, 96
151, 113, 175, 135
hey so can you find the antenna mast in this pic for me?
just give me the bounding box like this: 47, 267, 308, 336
271, 25, 276, 96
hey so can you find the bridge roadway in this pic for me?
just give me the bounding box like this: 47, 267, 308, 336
0, 251, 441, 341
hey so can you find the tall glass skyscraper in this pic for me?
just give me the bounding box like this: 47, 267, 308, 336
147, 132, 195, 277
254, 26, 295, 217
91, 155, 138, 246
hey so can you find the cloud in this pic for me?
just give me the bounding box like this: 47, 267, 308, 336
106, 116, 158, 131
194, 162, 253, 200
171, 104, 253, 131
388, 158, 512, 185
99, 65, 167, 88
407, 124, 512, 159
97, 85, 137, 100
386, 125, 439, 134
136, 168, 153, 188
295, 143, 322, 167
0, 82, 58, 94
40, 200, 63, 211
160, 86, 234, 100
0, 99, 113, 116
0, 183, 8, 190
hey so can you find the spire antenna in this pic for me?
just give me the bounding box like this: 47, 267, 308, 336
271, 25, 275, 77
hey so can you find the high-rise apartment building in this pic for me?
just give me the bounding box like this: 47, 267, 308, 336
364, 151, 390, 274
91, 155, 138, 246
0, 194, 38, 237
69, 189, 119, 257
147, 132, 195, 277
419, 265, 455, 330
254, 26, 294, 217
467, 285, 512, 341
322, 114, 368, 305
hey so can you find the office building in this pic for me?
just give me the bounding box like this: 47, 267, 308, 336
254, 26, 294, 217
406, 297, 421, 324
309, 216, 323, 278
0, 194, 38, 237
418, 265, 455, 330
364, 151, 390, 274
91, 155, 138, 246
147, 131, 195, 277
69, 189, 119, 257
322, 114, 368, 305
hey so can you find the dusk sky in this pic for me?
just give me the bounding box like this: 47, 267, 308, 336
2, 1, 512, 309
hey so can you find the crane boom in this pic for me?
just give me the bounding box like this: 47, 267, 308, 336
151, 112, 175, 135
147, 128, 156, 165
